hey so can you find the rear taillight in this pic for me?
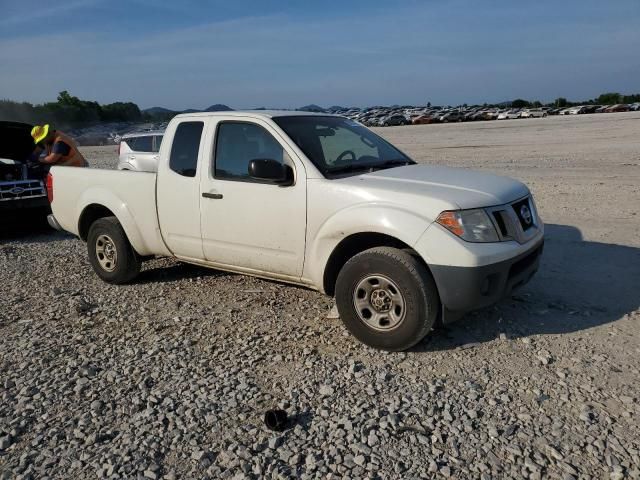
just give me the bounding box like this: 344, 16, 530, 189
46, 173, 53, 203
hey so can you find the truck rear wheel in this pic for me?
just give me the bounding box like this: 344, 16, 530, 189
87, 216, 141, 284
335, 247, 439, 351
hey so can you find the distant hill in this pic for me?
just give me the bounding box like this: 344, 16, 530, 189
205, 104, 233, 112
143, 106, 175, 114
298, 104, 326, 113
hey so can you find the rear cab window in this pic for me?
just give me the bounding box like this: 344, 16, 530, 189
169, 122, 203, 177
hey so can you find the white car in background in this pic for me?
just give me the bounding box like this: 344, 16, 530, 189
520, 108, 547, 118
568, 106, 586, 115
117, 130, 164, 172
497, 110, 520, 120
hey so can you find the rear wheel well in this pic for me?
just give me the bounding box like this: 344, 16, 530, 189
323, 233, 423, 296
78, 204, 116, 241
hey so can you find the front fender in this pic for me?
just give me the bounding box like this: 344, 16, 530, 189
304, 203, 431, 291
76, 188, 153, 256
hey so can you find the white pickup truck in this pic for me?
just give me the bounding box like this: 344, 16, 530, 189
47, 111, 544, 351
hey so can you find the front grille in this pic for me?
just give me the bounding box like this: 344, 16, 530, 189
511, 197, 534, 231
492, 211, 509, 237
485, 195, 539, 244
0, 180, 46, 201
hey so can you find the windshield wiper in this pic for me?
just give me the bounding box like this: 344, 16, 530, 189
326, 159, 414, 176
371, 159, 414, 169
325, 164, 376, 175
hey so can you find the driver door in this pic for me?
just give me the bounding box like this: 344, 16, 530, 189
199, 118, 307, 278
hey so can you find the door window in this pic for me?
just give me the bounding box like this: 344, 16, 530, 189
169, 122, 203, 177
214, 122, 284, 181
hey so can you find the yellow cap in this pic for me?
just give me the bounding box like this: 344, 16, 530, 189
31, 124, 50, 144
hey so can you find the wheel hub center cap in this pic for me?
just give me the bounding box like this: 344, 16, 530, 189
370, 289, 392, 312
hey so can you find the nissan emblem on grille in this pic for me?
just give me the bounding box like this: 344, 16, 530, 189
520, 204, 532, 225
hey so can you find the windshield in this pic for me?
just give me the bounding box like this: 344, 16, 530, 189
273, 116, 414, 177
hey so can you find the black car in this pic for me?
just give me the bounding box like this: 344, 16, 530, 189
0, 121, 50, 213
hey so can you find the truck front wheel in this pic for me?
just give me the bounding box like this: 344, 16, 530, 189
335, 247, 439, 351
87, 216, 141, 284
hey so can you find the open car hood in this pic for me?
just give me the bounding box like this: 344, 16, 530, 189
0, 121, 35, 162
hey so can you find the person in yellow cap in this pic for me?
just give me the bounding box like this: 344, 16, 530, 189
31, 124, 88, 167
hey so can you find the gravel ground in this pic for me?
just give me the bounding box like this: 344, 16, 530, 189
1, 112, 639, 479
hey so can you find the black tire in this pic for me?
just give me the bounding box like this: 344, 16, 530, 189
335, 247, 440, 351
87, 216, 141, 284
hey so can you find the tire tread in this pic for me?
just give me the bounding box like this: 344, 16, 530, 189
87, 216, 141, 284
336, 246, 439, 351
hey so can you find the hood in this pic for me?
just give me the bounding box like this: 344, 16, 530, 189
0, 121, 35, 162
335, 164, 529, 211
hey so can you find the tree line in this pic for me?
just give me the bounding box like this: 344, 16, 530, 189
0, 91, 151, 129
510, 92, 640, 109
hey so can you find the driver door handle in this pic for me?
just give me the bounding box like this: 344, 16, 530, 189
202, 192, 223, 200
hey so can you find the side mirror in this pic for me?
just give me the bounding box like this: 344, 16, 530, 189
248, 159, 293, 185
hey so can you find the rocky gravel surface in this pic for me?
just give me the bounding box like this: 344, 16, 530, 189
1, 113, 639, 479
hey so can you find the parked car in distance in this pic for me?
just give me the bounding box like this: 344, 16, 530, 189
581, 105, 601, 114
605, 104, 629, 113
438, 111, 464, 122
567, 106, 587, 115
381, 115, 410, 127
520, 108, 547, 118
117, 130, 164, 172
47, 111, 544, 351
0, 121, 50, 214
497, 110, 520, 120
412, 114, 437, 125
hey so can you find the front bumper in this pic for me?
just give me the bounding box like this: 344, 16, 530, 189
0, 196, 49, 211
429, 238, 544, 323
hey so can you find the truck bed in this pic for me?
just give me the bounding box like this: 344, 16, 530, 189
49, 167, 168, 256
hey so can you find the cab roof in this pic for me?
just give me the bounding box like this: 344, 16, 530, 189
121, 129, 165, 138
174, 110, 341, 120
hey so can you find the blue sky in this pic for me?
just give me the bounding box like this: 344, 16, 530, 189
1, 0, 638, 110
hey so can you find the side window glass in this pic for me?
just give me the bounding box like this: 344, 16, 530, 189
169, 122, 203, 177
214, 122, 284, 181
127, 136, 153, 152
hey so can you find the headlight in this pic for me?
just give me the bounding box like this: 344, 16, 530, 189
436, 209, 500, 243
